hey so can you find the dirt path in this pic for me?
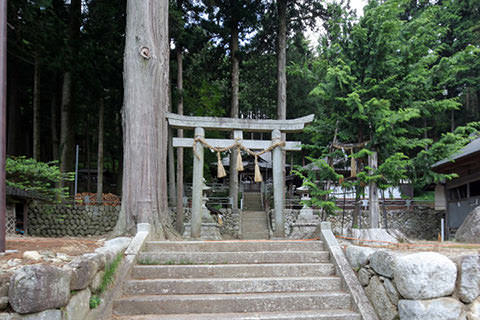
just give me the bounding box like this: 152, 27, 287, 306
0, 235, 104, 273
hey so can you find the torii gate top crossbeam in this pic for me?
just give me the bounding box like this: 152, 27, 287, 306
166, 112, 314, 133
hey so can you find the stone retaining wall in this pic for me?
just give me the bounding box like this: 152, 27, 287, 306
28, 203, 120, 237
0, 237, 131, 320
274, 207, 443, 240
346, 245, 480, 320
171, 208, 240, 239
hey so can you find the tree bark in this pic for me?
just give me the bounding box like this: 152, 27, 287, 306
60, 0, 81, 191
368, 151, 380, 228
86, 114, 91, 191
167, 82, 176, 206
114, 0, 170, 236
59, 71, 74, 184
50, 91, 59, 160
96, 98, 104, 203
277, 0, 287, 222
7, 59, 19, 156
277, 0, 287, 121
115, 111, 123, 195
33, 55, 41, 160
353, 186, 361, 229
175, 45, 184, 234
229, 21, 240, 211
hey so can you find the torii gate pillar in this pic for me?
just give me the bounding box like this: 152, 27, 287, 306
191, 127, 204, 239
272, 129, 285, 237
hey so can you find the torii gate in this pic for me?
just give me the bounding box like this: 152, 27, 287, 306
166, 113, 314, 239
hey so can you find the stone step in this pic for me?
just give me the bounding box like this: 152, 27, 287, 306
242, 220, 268, 226
243, 192, 262, 198
243, 204, 263, 208
241, 224, 268, 232
137, 250, 329, 264
123, 277, 341, 295
243, 212, 266, 215
241, 216, 268, 221
242, 212, 266, 218
143, 240, 324, 252
131, 263, 336, 279
113, 292, 352, 316
112, 309, 361, 320
242, 216, 267, 221
242, 232, 270, 240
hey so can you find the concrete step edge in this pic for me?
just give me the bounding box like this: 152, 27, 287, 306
112, 310, 361, 320
123, 276, 342, 295
131, 262, 336, 279
113, 292, 353, 315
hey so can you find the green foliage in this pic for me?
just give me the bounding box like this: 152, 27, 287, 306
89, 295, 101, 309
6, 156, 74, 200
296, 0, 480, 193
99, 252, 123, 293
292, 157, 343, 216
89, 252, 123, 309
409, 123, 480, 190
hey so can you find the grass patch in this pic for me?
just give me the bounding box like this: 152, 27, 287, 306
89, 295, 101, 309
89, 252, 123, 309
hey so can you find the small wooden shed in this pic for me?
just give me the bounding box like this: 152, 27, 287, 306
6, 186, 44, 235
432, 137, 480, 237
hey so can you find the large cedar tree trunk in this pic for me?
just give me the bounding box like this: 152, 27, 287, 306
50, 91, 59, 160
114, 0, 170, 236
7, 59, 19, 156
229, 22, 240, 211
59, 72, 74, 180
175, 45, 184, 233
277, 0, 287, 121
167, 83, 176, 206
33, 55, 41, 160
277, 0, 287, 213
60, 0, 81, 190
96, 98, 104, 203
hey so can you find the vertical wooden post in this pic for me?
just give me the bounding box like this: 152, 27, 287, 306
368, 151, 380, 228
191, 127, 205, 239
0, 0, 7, 252
272, 129, 285, 237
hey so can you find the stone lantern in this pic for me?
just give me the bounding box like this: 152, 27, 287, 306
296, 185, 316, 220
289, 184, 320, 239
183, 180, 222, 240
201, 181, 214, 223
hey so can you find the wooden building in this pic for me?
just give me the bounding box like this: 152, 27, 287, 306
6, 186, 44, 235
432, 137, 480, 237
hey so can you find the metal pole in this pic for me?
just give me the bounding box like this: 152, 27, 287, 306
0, 0, 7, 252
441, 218, 444, 242
74, 144, 79, 198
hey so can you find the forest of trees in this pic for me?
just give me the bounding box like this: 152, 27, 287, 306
6, 0, 480, 202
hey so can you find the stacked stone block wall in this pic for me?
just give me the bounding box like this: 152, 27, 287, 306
28, 203, 120, 237
171, 208, 240, 239
0, 237, 131, 320
346, 245, 480, 319
275, 207, 442, 240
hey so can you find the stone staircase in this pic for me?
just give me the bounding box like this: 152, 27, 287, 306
242, 192, 269, 240
241, 211, 270, 240
112, 240, 361, 320
242, 192, 263, 211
